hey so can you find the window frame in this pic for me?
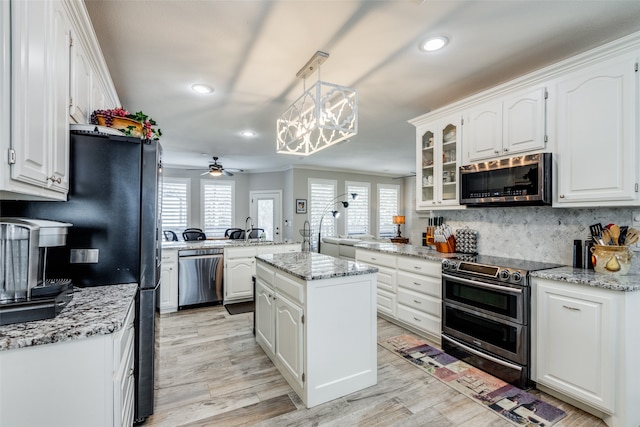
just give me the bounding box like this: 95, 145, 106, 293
160, 177, 190, 237
201, 179, 235, 238
377, 183, 400, 239
309, 178, 338, 246
345, 180, 370, 236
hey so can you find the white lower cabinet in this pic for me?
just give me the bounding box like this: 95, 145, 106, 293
532, 277, 640, 427
224, 244, 300, 304
255, 259, 377, 408
0, 299, 135, 427
356, 249, 442, 341
159, 249, 178, 313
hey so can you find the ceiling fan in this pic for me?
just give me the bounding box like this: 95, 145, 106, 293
201, 156, 234, 177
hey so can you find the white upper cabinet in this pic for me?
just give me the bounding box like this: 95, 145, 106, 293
69, 32, 92, 124
6, 0, 70, 199
413, 114, 464, 210
465, 87, 547, 163
1, 0, 119, 200
554, 53, 638, 206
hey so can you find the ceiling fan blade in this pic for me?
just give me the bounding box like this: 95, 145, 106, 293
222, 170, 234, 176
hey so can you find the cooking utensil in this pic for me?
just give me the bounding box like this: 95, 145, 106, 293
619, 226, 629, 245
589, 223, 603, 242
624, 227, 640, 246
602, 228, 613, 245
609, 224, 621, 245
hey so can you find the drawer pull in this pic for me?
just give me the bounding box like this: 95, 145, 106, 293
413, 317, 421, 322
413, 266, 422, 270
371, 257, 377, 261
413, 281, 422, 286
413, 299, 422, 304
562, 305, 581, 312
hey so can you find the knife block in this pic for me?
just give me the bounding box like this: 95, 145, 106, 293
436, 236, 456, 253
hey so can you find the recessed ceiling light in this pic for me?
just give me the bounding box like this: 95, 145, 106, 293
240, 130, 256, 137
191, 83, 214, 94
420, 36, 449, 52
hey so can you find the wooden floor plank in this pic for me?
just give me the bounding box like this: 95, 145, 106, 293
144, 305, 607, 427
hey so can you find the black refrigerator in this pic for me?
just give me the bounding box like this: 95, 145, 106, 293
2, 130, 162, 423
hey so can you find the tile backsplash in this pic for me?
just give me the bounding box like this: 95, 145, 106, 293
411, 206, 639, 271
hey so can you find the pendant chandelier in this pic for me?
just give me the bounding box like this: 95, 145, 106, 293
276, 51, 358, 156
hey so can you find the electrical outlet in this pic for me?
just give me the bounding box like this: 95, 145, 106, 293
631, 211, 640, 251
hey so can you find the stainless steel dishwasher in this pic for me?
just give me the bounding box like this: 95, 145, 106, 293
177, 247, 224, 308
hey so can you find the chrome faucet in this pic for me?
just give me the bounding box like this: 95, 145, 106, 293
245, 216, 253, 242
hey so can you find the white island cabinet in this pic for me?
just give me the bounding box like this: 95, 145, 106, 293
255, 252, 378, 408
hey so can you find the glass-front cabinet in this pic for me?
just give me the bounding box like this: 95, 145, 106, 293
413, 114, 464, 210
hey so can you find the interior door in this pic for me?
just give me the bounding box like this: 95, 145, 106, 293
250, 190, 282, 242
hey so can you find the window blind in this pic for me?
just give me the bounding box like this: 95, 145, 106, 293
378, 184, 400, 238
346, 182, 369, 235
161, 178, 189, 235
202, 181, 234, 238
309, 179, 337, 247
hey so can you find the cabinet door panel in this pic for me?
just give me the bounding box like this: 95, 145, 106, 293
556, 56, 637, 204
224, 257, 255, 301
255, 280, 275, 356
275, 294, 304, 389
535, 281, 615, 412
503, 88, 546, 155
10, 0, 49, 186
466, 101, 502, 162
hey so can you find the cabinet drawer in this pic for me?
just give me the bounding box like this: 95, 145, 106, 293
397, 256, 441, 277
356, 250, 396, 268
114, 330, 135, 427
275, 272, 305, 304
376, 266, 396, 293
225, 247, 257, 258
113, 301, 135, 364
256, 262, 275, 285
161, 250, 177, 262
397, 288, 440, 317
377, 289, 396, 317
397, 304, 441, 337
397, 270, 441, 298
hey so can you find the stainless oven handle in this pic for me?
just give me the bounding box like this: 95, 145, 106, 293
442, 273, 523, 294
442, 335, 523, 372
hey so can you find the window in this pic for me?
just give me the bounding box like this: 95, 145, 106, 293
378, 184, 400, 238
202, 181, 234, 238
309, 179, 337, 247
345, 181, 369, 235
161, 178, 189, 235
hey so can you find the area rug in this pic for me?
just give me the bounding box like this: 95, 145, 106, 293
224, 301, 254, 315
379, 334, 566, 426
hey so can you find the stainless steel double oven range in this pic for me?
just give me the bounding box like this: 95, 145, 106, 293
441, 255, 560, 388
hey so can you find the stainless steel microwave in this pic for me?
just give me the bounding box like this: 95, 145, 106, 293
459, 153, 552, 206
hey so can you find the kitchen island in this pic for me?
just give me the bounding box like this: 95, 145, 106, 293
0, 284, 137, 427
255, 252, 378, 408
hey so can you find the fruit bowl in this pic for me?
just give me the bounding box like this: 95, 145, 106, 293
591, 245, 633, 275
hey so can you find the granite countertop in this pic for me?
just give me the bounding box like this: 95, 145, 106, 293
163, 240, 301, 250
354, 242, 461, 262
257, 252, 378, 281
531, 267, 640, 292
0, 283, 137, 351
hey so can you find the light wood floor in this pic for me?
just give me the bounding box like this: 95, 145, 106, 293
143, 305, 606, 427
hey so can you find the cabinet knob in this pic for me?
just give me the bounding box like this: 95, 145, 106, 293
47, 175, 62, 184
559, 194, 565, 199
494, 150, 500, 154
503, 148, 509, 152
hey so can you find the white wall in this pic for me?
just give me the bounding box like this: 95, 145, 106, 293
162, 166, 406, 242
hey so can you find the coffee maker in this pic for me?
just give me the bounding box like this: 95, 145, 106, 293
0, 218, 73, 325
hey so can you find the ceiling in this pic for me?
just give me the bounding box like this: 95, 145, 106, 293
84, 0, 640, 177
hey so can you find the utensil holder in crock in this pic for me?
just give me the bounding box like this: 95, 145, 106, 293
590, 245, 633, 275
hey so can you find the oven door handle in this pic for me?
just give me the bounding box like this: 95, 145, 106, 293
442, 273, 523, 294
442, 335, 523, 372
